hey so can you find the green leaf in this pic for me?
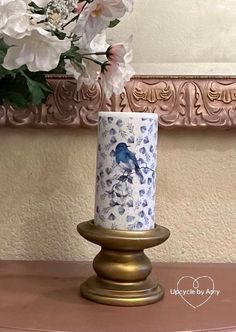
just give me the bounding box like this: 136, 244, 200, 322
64, 45, 80, 58
52, 29, 67, 41
0, 73, 31, 108
26, 78, 51, 105
0, 64, 28, 80
0, 69, 52, 108
0, 38, 10, 64
109, 19, 120, 28
28, 2, 46, 14
1, 91, 30, 108
21, 71, 52, 105
0, 65, 9, 79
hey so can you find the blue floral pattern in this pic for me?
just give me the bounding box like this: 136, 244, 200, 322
94, 112, 158, 230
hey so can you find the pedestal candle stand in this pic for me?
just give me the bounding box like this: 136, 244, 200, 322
77, 220, 170, 306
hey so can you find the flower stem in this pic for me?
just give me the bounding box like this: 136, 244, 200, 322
80, 52, 107, 56
82, 56, 104, 66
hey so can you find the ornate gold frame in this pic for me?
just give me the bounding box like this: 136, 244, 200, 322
1, 75, 236, 128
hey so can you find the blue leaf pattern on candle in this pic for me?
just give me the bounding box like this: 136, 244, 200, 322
95, 114, 158, 230
118, 207, 125, 215
108, 213, 116, 221
127, 177, 133, 184
144, 136, 149, 144
102, 130, 108, 138
138, 158, 145, 164
116, 119, 123, 127
110, 200, 119, 207
110, 136, 117, 144
110, 149, 116, 157
136, 222, 143, 229
127, 136, 134, 144
139, 189, 145, 197
138, 210, 145, 218
142, 199, 148, 207
127, 215, 135, 222
106, 179, 112, 186
143, 167, 149, 174
139, 147, 146, 154
106, 167, 112, 175
127, 200, 133, 207
140, 126, 147, 133
110, 128, 116, 135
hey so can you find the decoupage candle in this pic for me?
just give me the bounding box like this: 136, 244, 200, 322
94, 112, 158, 230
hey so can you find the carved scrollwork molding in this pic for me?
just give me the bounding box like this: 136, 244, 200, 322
1, 75, 236, 128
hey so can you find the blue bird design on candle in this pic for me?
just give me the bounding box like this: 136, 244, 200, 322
115, 142, 144, 183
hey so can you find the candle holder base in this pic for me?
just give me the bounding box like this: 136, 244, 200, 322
80, 276, 164, 306
77, 221, 170, 306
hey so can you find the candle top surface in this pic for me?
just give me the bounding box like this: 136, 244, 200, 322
99, 112, 158, 119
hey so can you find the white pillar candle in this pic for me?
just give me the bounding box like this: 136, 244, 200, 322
94, 112, 158, 230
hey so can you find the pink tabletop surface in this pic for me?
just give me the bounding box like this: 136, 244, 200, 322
0, 261, 235, 332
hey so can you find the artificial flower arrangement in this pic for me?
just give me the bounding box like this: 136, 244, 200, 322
0, 0, 134, 108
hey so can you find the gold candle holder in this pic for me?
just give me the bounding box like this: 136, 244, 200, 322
77, 220, 170, 306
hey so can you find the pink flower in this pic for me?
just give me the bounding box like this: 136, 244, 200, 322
75, 1, 86, 14
73, 0, 133, 45
106, 42, 130, 64
100, 38, 135, 97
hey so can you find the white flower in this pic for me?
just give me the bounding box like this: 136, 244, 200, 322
73, 0, 130, 45
90, 30, 109, 53
100, 38, 135, 97
65, 58, 99, 88
0, 0, 31, 38
0, 0, 12, 29
3, 27, 71, 72
101, 62, 134, 97
122, 0, 133, 13
33, 0, 78, 11
65, 59, 81, 80
66, 0, 79, 12
66, 30, 109, 89
70, 31, 108, 87
32, 0, 50, 7
78, 58, 100, 88
71, 31, 135, 96
46, 1, 69, 29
